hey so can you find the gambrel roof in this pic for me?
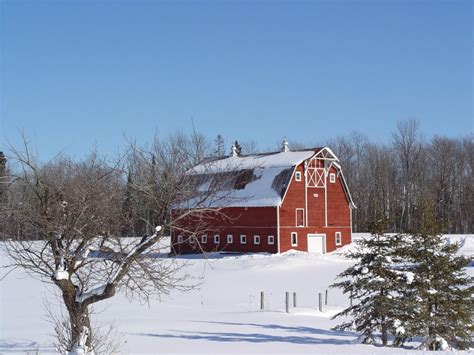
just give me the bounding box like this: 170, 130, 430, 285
177, 147, 355, 208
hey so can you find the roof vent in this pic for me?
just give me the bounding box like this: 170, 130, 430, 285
230, 142, 238, 157
281, 138, 290, 152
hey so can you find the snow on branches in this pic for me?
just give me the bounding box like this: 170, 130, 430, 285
331, 217, 473, 350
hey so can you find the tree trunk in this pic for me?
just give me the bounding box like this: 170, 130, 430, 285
58, 280, 93, 352
67, 303, 93, 351
381, 320, 388, 346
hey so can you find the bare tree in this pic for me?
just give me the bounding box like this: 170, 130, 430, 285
327, 131, 370, 231
241, 140, 259, 155
392, 119, 424, 231
213, 134, 226, 157
459, 136, 474, 232
0, 151, 8, 205
0, 133, 227, 353
296, 124, 471, 233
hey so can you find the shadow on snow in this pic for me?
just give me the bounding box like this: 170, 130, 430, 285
0, 338, 53, 353
131, 321, 355, 346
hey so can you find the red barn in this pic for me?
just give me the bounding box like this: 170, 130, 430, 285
171, 145, 355, 254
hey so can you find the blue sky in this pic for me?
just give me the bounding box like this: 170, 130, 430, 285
1, 0, 472, 159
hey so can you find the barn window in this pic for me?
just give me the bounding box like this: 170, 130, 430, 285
330, 173, 336, 183
202, 235, 207, 244
295, 171, 302, 182
335, 232, 342, 246
214, 235, 220, 244
254, 235, 260, 244
268, 235, 275, 245
240, 235, 247, 244
296, 208, 305, 227
291, 232, 298, 247
177, 235, 183, 243
227, 234, 233, 243
190, 235, 196, 244
234, 170, 255, 190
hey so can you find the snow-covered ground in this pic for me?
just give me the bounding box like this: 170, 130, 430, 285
1, 234, 472, 354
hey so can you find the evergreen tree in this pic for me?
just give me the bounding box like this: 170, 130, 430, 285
389, 242, 420, 347
213, 135, 226, 157
331, 219, 405, 346
402, 206, 473, 350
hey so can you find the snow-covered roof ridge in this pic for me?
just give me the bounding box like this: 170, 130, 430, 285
176, 147, 342, 208
190, 148, 322, 174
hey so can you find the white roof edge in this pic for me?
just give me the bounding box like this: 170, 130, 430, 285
332, 164, 356, 209
314, 147, 339, 161
277, 164, 298, 208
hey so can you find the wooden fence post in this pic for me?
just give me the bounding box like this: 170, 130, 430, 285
293, 292, 297, 307
285, 292, 289, 313
260, 291, 264, 310
325, 289, 328, 305
318, 292, 323, 312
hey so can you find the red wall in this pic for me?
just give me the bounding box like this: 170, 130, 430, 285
171, 207, 278, 254
279, 162, 351, 253
326, 166, 351, 227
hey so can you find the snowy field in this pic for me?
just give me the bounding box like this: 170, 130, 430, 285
0, 233, 472, 354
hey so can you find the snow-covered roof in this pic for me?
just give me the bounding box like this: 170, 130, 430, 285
176, 147, 355, 209
189, 150, 316, 174
177, 150, 315, 208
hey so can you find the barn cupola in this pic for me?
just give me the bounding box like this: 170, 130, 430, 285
281, 138, 290, 152
230, 141, 242, 157
230, 142, 238, 157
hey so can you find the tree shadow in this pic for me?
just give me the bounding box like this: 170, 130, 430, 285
131, 321, 356, 346
193, 320, 355, 337
0, 338, 52, 353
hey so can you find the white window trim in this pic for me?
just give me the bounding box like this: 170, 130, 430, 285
214, 234, 220, 244
190, 235, 195, 244
335, 231, 342, 246
330, 173, 336, 183
240, 235, 247, 244
295, 171, 302, 182
177, 235, 183, 243
268, 235, 275, 245
227, 234, 233, 243
291, 232, 298, 247
202, 235, 207, 244
254, 235, 260, 244
296, 208, 305, 227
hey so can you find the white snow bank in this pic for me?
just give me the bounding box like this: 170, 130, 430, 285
2, 235, 473, 354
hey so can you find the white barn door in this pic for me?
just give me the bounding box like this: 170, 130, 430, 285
307, 234, 326, 254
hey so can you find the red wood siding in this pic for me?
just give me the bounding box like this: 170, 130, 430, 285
279, 161, 351, 253
279, 227, 351, 253
171, 207, 278, 254
326, 166, 351, 227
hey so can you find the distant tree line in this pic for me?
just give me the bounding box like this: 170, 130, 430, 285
1, 120, 472, 236
324, 120, 473, 234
